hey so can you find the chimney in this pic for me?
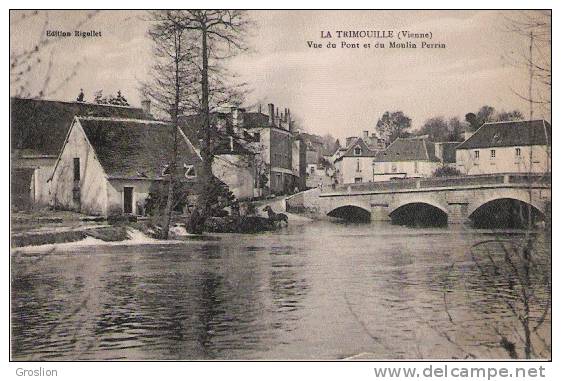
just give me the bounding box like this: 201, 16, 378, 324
231, 107, 244, 132
363, 131, 369, 140
434, 142, 443, 161
268, 103, 274, 125
346, 136, 357, 148
258, 104, 262, 114
287, 108, 291, 123
141, 99, 151, 115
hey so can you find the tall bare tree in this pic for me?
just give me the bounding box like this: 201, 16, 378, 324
176, 10, 250, 234
143, 11, 198, 239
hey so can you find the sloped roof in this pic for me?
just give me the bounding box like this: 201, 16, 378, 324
77, 117, 201, 179
456, 120, 551, 150
11, 97, 150, 156
375, 137, 439, 162
178, 113, 257, 155
336, 137, 379, 162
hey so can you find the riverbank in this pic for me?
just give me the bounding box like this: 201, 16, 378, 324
11, 196, 312, 249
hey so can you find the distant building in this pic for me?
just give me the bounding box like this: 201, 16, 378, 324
373, 137, 440, 181
292, 136, 306, 191
50, 117, 201, 216
180, 104, 305, 196
243, 103, 304, 195
456, 120, 551, 175
334, 137, 378, 184
211, 135, 257, 201
10, 97, 151, 210
180, 104, 306, 198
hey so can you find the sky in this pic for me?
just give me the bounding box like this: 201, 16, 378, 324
10, 10, 551, 140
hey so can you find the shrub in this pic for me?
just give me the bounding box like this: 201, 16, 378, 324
432, 166, 462, 177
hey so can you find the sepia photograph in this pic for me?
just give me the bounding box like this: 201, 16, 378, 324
9, 8, 551, 364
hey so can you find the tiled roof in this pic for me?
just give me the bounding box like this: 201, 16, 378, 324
78, 117, 201, 179
456, 120, 551, 150
178, 113, 257, 155
375, 137, 439, 162
11, 97, 150, 156
335, 138, 378, 162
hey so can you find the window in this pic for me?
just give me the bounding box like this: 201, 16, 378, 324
184, 164, 196, 179
354, 177, 362, 183
73, 158, 80, 181
474, 150, 480, 159
491, 149, 496, 158
354, 147, 362, 156
515, 147, 521, 157
356, 158, 361, 172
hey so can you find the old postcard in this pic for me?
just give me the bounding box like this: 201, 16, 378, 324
9, 9, 551, 364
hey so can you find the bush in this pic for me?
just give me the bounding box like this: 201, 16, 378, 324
432, 166, 462, 177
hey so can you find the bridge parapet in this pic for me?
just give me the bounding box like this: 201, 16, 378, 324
325, 172, 551, 196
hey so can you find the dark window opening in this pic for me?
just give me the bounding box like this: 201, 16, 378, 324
123, 187, 133, 214
73, 158, 80, 181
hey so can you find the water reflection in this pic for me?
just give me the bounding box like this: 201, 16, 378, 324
11, 221, 550, 360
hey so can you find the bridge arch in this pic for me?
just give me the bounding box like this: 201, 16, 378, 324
468, 193, 546, 228
389, 199, 449, 227
326, 204, 371, 222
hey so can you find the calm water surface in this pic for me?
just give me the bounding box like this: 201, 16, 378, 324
11, 221, 550, 360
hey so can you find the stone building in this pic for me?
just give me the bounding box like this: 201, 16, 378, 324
456, 119, 551, 175
50, 116, 201, 216
10, 97, 151, 210
373, 136, 441, 181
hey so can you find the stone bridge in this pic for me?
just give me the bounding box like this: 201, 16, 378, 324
286, 173, 551, 224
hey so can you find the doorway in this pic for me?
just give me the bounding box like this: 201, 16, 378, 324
123, 187, 134, 214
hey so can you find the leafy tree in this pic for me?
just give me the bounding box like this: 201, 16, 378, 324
418, 117, 449, 142
418, 116, 466, 142
375, 111, 412, 143
465, 106, 525, 131
496, 110, 524, 121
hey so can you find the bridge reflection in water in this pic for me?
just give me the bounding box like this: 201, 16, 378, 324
287, 173, 551, 228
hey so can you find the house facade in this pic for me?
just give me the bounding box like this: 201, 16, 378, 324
456, 120, 551, 175
211, 135, 256, 201
373, 137, 440, 181
50, 117, 201, 216
243, 103, 305, 195
10, 97, 150, 210
334, 137, 379, 184
180, 104, 306, 197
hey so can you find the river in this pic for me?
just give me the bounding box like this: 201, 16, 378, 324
10, 221, 551, 360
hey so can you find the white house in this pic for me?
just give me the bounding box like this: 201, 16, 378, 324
50, 116, 201, 216
373, 137, 441, 181
10, 97, 150, 210
455, 120, 551, 175
334, 137, 378, 184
